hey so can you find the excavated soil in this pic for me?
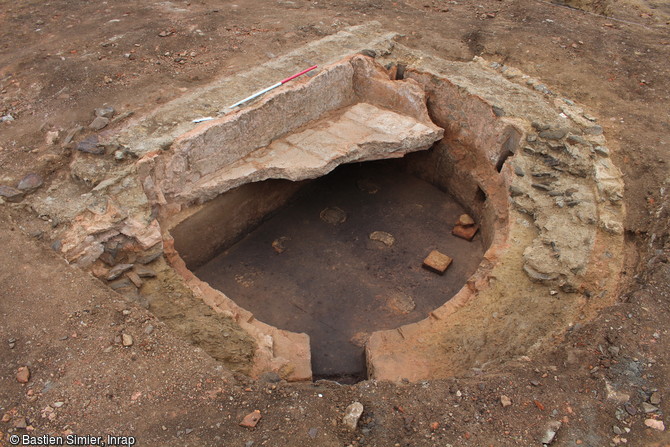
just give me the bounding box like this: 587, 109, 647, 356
1, 0, 669, 446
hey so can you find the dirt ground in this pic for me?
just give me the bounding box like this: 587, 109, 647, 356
1, 0, 669, 445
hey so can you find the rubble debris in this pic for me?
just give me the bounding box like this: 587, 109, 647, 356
240, 410, 262, 428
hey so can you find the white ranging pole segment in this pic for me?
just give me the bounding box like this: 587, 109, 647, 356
191, 65, 318, 123
227, 82, 283, 109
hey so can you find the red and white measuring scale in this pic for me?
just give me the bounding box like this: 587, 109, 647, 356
193, 65, 318, 123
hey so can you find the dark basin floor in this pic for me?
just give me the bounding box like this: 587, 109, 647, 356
195, 160, 484, 381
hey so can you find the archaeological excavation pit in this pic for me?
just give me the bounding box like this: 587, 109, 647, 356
172, 159, 488, 381
151, 51, 509, 382
51, 24, 625, 383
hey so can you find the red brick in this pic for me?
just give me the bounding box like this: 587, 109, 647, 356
423, 250, 453, 274
452, 224, 479, 241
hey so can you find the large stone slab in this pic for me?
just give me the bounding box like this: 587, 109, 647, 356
149, 54, 442, 205
188, 103, 442, 201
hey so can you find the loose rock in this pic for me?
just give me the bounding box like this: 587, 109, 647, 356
594, 145, 610, 156
13, 416, 27, 429
109, 277, 134, 290
500, 395, 512, 407
584, 125, 603, 135
539, 129, 568, 140
624, 403, 637, 415
641, 402, 658, 413
135, 247, 163, 264
240, 410, 262, 428
17, 173, 43, 191
510, 185, 524, 197
649, 392, 661, 405
540, 420, 561, 445
75, 135, 104, 155
16, 366, 31, 383
259, 372, 281, 383
456, 214, 475, 226
320, 207, 347, 225
133, 265, 157, 278
531, 183, 553, 192
121, 333, 133, 347
45, 130, 60, 145
644, 419, 665, 431
63, 125, 83, 145
272, 236, 290, 253
89, 116, 110, 131
0, 185, 24, 202
605, 382, 630, 403
95, 106, 115, 118
369, 231, 395, 246
107, 264, 134, 281
126, 271, 143, 288
514, 165, 525, 177
343, 402, 364, 431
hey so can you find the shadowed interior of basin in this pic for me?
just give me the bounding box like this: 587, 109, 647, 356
181, 159, 485, 381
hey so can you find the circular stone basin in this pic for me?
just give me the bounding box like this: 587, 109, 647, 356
55, 30, 624, 383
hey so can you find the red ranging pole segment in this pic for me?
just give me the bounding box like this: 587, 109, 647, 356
280, 65, 318, 84
227, 65, 319, 109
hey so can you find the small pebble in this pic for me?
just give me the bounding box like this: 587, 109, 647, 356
16, 366, 31, 383
650, 392, 661, 405
641, 402, 658, 413
122, 333, 133, 347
